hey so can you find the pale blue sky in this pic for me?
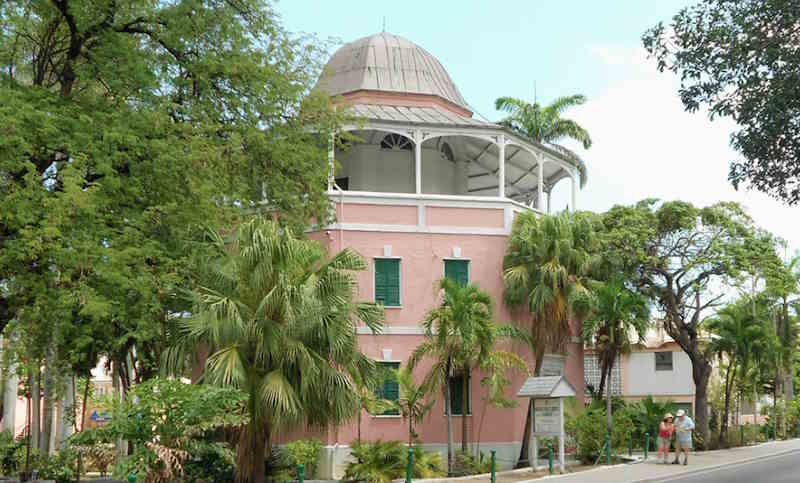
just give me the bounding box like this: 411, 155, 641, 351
276, 0, 799, 252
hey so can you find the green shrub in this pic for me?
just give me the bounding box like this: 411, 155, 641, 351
343, 441, 444, 483
0, 431, 23, 475
183, 442, 236, 483
452, 451, 490, 476
284, 439, 323, 478
566, 405, 635, 463
265, 447, 293, 483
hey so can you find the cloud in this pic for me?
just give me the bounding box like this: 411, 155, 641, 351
549, 44, 799, 253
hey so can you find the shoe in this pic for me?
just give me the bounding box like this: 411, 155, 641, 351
671, 460, 680, 465
683, 460, 688, 466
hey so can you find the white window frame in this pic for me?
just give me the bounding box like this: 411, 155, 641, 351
373, 256, 403, 309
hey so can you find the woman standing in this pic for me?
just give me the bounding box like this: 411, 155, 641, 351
657, 413, 674, 463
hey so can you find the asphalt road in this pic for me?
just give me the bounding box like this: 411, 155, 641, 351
646, 450, 800, 483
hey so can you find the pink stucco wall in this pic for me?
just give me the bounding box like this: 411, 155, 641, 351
300, 210, 585, 448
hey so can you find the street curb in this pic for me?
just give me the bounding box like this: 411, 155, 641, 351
628, 445, 800, 483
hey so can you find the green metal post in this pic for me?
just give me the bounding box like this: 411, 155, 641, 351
548, 441, 553, 475
127, 473, 136, 483
628, 432, 633, 457
406, 448, 413, 483
605, 432, 611, 465
490, 450, 496, 483
644, 433, 650, 460
740, 425, 744, 446
298, 464, 305, 483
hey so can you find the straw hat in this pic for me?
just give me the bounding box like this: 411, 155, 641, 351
663, 412, 673, 419
676, 409, 686, 417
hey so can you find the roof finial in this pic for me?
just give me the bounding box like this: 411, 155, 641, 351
382, 16, 386, 33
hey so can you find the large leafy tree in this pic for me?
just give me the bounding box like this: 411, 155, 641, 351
643, 0, 800, 204
582, 278, 649, 435
168, 217, 383, 483
408, 278, 524, 473
503, 210, 596, 464
0, 0, 341, 448
600, 200, 762, 443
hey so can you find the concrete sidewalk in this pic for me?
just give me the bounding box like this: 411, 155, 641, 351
522, 438, 800, 483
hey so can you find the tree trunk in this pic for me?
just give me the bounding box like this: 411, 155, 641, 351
445, 357, 454, 474
237, 417, 267, 483
56, 377, 74, 448
80, 378, 90, 432
692, 359, 712, 445
461, 366, 469, 453
719, 362, 736, 446
606, 360, 614, 435
30, 368, 40, 450
1, 362, 17, 434
516, 348, 545, 467
356, 410, 362, 445
40, 359, 54, 455
409, 417, 414, 447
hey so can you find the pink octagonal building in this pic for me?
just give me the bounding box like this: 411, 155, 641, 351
297, 32, 587, 477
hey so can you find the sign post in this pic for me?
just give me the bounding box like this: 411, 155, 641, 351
517, 375, 576, 474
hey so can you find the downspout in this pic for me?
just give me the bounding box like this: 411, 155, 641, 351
333, 182, 344, 251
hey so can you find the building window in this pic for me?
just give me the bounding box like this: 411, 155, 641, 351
374, 258, 401, 307
376, 362, 400, 415
447, 374, 471, 416
380, 133, 413, 151
655, 351, 673, 371
444, 259, 469, 287
334, 177, 349, 190
440, 142, 455, 162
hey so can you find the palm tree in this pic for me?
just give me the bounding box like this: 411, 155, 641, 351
707, 301, 767, 445
393, 367, 434, 446
171, 217, 383, 483
408, 278, 525, 473
495, 94, 591, 188
503, 210, 597, 464
495, 94, 592, 149
582, 278, 649, 436
352, 367, 396, 445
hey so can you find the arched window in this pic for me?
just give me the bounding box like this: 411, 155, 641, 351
380, 133, 413, 151
440, 142, 455, 162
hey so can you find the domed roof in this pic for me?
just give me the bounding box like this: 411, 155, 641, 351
316, 32, 470, 113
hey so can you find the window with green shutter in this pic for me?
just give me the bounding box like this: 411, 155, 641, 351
447, 374, 471, 416
444, 259, 469, 287
374, 258, 401, 307
376, 362, 400, 415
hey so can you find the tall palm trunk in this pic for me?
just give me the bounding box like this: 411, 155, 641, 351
444, 357, 454, 474
40, 356, 54, 455
30, 368, 40, 449
461, 365, 469, 453
719, 361, 736, 445
238, 414, 267, 483
605, 360, 614, 436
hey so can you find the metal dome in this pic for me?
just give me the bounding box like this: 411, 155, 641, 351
316, 32, 470, 112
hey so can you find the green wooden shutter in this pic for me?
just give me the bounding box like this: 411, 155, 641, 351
377, 362, 400, 415
444, 260, 469, 287
448, 374, 471, 415
375, 259, 400, 306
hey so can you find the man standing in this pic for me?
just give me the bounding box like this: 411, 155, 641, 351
672, 409, 695, 465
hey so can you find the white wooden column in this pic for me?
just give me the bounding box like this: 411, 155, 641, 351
559, 397, 566, 473
537, 156, 545, 211
529, 400, 537, 470
414, 130, 422, 194
327, 133, 335, 191
547, 190, 552, 214
570, 171, 577, 211
498, 134, 506, 198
